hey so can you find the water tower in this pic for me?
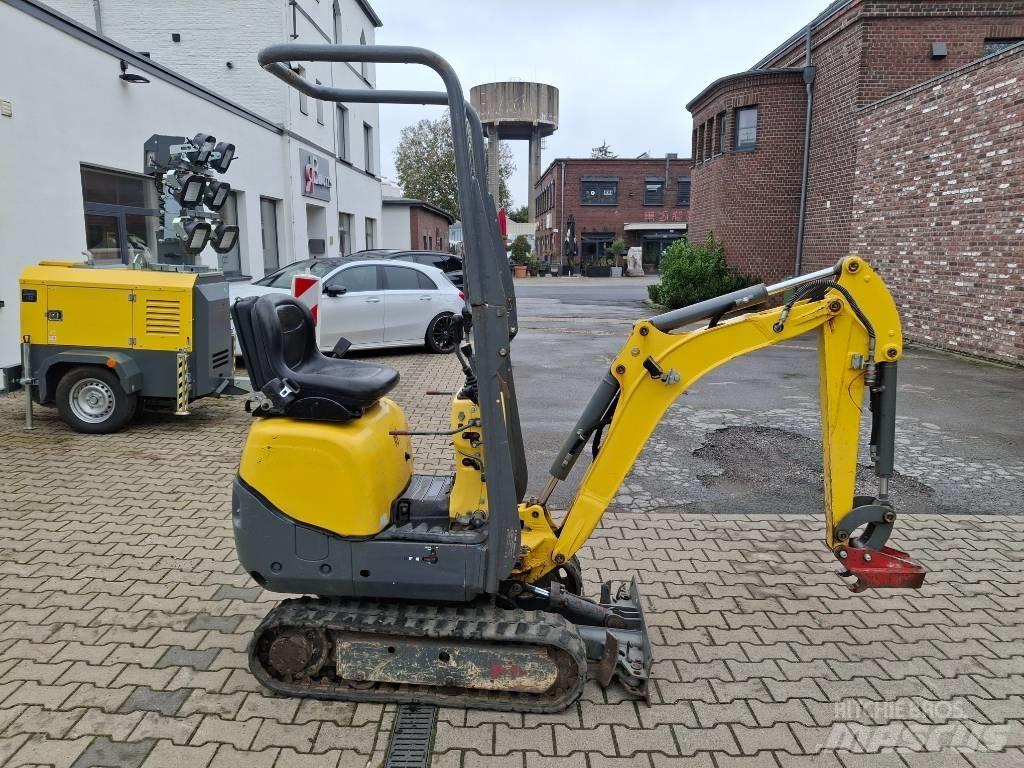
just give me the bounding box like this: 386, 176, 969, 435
469, 81, 559, 220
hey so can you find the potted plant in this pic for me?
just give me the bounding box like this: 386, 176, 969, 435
609, 238, 626, 277
510, 235, 531, 278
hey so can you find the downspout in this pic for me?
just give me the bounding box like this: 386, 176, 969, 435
92, 0, 102, 33
794, 23, 816, 275
559, 160, 566, 274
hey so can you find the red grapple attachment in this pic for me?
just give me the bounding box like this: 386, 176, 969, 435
834, 545, 926, 593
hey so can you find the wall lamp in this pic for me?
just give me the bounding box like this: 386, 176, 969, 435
119, 60, 150, 84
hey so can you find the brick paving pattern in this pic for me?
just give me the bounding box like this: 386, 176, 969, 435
1, 350, 1022, 767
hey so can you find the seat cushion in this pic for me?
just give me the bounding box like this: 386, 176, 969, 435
235, 293, 399, 418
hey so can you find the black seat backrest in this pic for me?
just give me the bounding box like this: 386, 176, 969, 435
230, 295, 270, 390
231, 294, 319, 392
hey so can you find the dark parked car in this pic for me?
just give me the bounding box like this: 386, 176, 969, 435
380, 250, 464, 289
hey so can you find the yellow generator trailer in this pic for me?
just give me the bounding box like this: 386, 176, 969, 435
13, 261, 234, 433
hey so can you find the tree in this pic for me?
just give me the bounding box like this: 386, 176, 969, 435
590, 141, 617, 159
508, 204, 530, 223
510, 235, 531, 264
648, 233, 758, 309
394, 114, 515, 219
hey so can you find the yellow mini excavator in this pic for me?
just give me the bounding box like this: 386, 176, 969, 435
228, 44, 926, 713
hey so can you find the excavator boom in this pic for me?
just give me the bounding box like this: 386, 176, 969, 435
526, 256, 925, 593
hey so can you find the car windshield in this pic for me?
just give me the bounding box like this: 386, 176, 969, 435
255, 260, 340, 288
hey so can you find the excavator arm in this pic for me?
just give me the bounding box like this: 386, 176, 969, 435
525, 256, 925, 592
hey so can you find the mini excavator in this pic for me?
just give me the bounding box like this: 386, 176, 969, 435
228, 44, 926, 713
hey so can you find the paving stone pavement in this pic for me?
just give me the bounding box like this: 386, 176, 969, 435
2, 349, 1023, 768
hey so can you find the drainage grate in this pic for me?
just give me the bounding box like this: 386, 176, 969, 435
384, 704, 437, 768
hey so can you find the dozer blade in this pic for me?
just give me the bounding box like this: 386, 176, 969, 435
579, 578, 653, 703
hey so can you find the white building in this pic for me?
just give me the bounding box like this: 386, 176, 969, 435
0, 0, 383, 364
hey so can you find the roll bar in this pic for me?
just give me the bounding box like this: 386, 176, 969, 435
258, 44, 527, 591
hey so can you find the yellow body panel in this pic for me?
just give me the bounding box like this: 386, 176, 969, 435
448, 396, 487, 521
512, 256, 903, 582
19, 263, 195, 352
239, 398, 413, 537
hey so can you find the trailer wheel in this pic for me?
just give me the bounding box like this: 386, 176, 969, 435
55, 366, 137, 434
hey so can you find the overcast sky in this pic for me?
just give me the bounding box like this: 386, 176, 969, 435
373, 0, 827, 209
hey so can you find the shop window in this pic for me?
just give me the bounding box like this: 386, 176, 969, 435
644, 178, 664, 206
80, 166, 159, 266
365, 216, 376, 249
339, 212, 353, 256
676, 177, 691, 207
736, 106, 758, 151
581, 178, 618, 205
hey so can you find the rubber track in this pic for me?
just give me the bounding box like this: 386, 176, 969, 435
248, 596, 589, 713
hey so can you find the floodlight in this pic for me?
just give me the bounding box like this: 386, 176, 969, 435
204, 180, 231, 210
211, 142, 235, 173
211, 224, 239, 254
175, 172, 207, 207
191, 133, 217, 163
174, 217, 212, 254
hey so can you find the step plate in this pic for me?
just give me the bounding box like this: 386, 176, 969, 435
335, 632, 558, 693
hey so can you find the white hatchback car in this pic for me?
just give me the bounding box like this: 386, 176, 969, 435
230, 257, 465, 354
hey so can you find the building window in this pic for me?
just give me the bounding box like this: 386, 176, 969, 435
339, 212, 353, 255
296, 66, 308, 115
676, 177, 691, 207
581, 178, 618, 205
337, 105, 349, 161
80, 166, 159, 266
365, 216, 376, 249
360, 31, 368, 79
315, 80, 324, 125
735, 106, 758, 151
363, 123, 374, 173
332, 0, 342, 43
644, 177, 664, 206
984, 38, 1024, 55
696, 123, 705, 163
716, 111, 726, 155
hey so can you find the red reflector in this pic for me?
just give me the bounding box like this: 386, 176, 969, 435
458, 291, 465, 300
105, 358, 117, 368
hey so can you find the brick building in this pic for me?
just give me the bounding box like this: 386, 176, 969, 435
533, 156, 693, 274
381, 198, 455, 252
686, 0, 1024, 362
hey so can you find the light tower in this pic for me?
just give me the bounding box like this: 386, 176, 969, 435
469, 81, 559, 221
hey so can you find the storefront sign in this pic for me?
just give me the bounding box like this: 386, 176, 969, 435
643, 209, 687, 223
299, 150, 332, 201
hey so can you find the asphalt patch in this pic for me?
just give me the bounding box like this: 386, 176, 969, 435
690, 425, 959, 515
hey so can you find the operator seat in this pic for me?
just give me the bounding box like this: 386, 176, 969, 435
231, 293, 399, 422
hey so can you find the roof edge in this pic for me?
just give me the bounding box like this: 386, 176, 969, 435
5, 0, 282, 133
685, 67, 804, 112
356, 0, 383, 27
751, 0, 855, 69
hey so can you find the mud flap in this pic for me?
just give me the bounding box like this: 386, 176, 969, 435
579, 577, 653, 703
